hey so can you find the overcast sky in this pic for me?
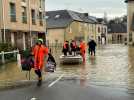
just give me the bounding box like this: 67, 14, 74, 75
46, 0, 127, 19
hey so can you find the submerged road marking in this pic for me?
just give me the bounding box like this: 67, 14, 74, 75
48, 74, 64, 87
30, 97, 38, 100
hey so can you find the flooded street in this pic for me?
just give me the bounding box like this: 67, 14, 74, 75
0, 44, 134, 90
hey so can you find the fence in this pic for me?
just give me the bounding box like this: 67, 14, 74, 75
0, 50, 19, 64
47, 43, 62, 48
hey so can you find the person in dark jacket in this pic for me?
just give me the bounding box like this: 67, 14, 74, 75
47, 49, 56, 67
46, 49, 56, 72
88, 39, 97, 56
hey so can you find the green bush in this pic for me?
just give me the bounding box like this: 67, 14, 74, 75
0, 43, 15, 52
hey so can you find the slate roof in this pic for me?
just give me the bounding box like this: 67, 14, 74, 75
88, 16, 98, 23
46, 10, 103, 29
77, 13, 95, 24
46, 10, 85, 29
67, 10, 83, 22
46, 10, 72, 29
125, 0, 134, 3
108, 23, 127, 33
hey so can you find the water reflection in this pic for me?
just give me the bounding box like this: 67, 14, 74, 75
88, 55, 96, 65
80, 64, 87, 87
0, 44, 134, 90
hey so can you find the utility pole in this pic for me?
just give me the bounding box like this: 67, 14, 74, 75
1, 0, 6, 43
28, 0, 32, 47
42, 0, 47, 44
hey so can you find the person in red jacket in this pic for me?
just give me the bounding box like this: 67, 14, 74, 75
62, 41, 69, 56
32, 39, 48, 86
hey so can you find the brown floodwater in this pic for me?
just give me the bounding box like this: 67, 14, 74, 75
0, 44, 134, 90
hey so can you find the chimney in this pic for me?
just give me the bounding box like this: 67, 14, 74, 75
83, 13, 88, 17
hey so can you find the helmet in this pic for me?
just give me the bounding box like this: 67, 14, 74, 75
37, 38, 43, 44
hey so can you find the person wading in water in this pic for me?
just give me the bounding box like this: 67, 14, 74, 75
32, 39, 48, 86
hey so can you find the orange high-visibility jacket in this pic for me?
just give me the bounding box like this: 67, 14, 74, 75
33, 45, 48, 70
80, 42, 86, 53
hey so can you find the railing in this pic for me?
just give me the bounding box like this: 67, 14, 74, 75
47, 43, 63, 48
0, 50, 19, 64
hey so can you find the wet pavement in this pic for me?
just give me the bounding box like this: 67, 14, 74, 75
0, 44, 134, 92
0, 80, 134, 100
52, 44, 134, 90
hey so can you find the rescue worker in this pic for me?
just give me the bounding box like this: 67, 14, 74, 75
70, 40, 77, 56
32, 39, 48, 86
62, 41, 69, 56
79, 40, 86, 63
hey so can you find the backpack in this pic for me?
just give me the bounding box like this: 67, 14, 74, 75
21, 57, 34, 71
20, 50, 34, 71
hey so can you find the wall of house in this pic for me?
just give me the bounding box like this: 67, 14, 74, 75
96, 24, 107, 44
65, 21, 104, 44
46, 21, 90, 47
0, 0, 2, 42
1, 0, 46, 32
46, 20, 108, 46
65, 21, 90, 42
88, 24, 94, 39
0, 0, 46, 49
110, 33, 127, 44
127, 1, 134, 44
46, 28, 65, 46
107, 33, 112, 43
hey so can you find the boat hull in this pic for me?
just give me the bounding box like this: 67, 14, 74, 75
60, 55, 82, 64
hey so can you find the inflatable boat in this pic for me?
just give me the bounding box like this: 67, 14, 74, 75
60, 55, 82, 64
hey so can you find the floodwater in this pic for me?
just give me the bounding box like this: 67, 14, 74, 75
0, 44, 134, 90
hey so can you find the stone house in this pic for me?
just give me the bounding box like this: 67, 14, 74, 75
0, 0, 46, 50
46, 10, 107, 46
108, 23, 127, 44
125, 0, 134, 45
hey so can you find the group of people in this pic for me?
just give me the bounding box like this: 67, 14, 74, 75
22, 38, 96, 86
62, 40, 77, 56
62, 40, 86, 62
62, 39, 97, 62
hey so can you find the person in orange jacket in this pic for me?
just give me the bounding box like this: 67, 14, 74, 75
79, 40, 86, 63
32, 39, 48, 86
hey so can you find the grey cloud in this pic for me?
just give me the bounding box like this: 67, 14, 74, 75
46, 0, 126, 18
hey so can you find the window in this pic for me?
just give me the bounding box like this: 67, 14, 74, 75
98, 27, 100, 33
39, 12, 43, 26
31, 9, 36, 25
55, 15, 60, 19
104, 28, 107, 33
22, 7, 27, 23
10, 3, 16, 22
